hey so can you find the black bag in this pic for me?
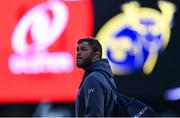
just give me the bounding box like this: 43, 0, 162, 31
94, 69, 155, 117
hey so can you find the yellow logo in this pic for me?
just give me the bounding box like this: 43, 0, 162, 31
96, 1, 176, 75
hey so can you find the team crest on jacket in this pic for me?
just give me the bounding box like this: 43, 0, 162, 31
96, 1, 176, 75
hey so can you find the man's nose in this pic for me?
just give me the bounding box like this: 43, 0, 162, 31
76, 51, 81, 55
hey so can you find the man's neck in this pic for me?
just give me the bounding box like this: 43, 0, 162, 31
83, 58, 102, 72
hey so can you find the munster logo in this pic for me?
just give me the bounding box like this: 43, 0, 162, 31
96, 1, 176, 75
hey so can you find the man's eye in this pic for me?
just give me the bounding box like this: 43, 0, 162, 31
82, 48, 87, 51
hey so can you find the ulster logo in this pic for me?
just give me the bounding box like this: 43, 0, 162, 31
9, 0, 73, 74
96, 1, 176, 75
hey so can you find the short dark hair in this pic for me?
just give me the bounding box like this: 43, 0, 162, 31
77, 37, 102, 58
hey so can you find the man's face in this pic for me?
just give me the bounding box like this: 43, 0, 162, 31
76, 41, 94, 69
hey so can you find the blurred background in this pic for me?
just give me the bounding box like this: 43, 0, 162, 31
0, 0, 179, 117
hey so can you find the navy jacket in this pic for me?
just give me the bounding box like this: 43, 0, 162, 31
75, 59, 118, 117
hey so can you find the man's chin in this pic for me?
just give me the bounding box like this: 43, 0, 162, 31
76, 63, 83, 68
76, 63, 87, 69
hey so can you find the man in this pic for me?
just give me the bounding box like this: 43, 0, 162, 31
75, 37, 119, 117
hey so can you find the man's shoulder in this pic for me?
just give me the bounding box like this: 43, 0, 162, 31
84, 71, 108, 85
87, 71, 105, 79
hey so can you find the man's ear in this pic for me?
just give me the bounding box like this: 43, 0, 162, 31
92, 51, 101, 62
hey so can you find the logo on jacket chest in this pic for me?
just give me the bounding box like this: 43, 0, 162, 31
88, 88, 95, 94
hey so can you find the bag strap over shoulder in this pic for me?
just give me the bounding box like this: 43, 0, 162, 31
92, 69, 155, 117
